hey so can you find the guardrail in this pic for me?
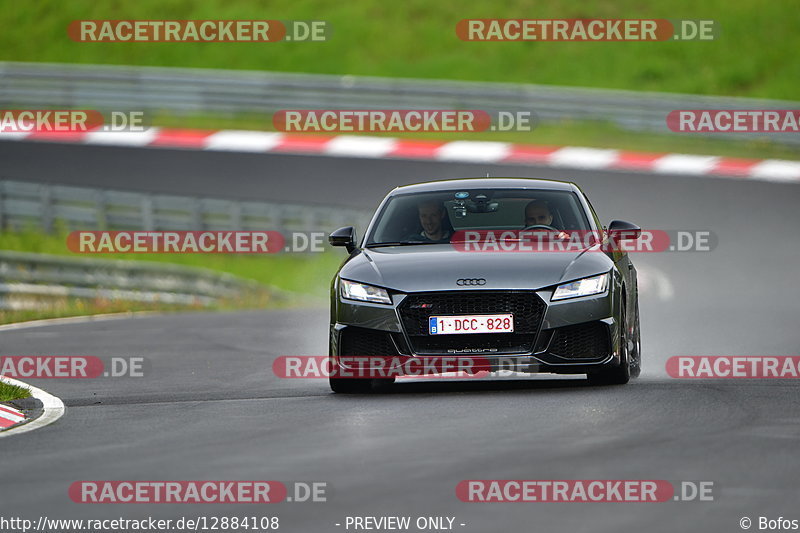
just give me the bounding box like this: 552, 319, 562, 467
0, 250, 276, 310
0, 179, 372, 235
0, 179, 370, 311
1, 61, 797, 145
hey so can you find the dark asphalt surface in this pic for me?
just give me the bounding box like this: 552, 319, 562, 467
1, 140, 799, 532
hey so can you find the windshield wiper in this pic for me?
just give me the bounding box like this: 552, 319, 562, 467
365, 241, 440, 248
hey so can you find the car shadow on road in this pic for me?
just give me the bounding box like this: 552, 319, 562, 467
369, 376, 611, 396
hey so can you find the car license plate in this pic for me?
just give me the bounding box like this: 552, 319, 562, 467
428, 314, 514, 335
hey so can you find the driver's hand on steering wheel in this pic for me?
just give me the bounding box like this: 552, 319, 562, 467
523, 225, 570, 240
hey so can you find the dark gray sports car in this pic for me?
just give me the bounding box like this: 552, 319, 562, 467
328, 178, 642, 392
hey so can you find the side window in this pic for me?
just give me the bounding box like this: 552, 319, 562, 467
582, 196, 606, 246
585, 197, 604, 231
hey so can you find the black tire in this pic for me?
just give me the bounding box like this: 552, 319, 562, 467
587, 308, 631, 386
629, 300, 642, 379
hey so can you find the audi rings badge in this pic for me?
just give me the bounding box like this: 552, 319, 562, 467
456, 278, 486, 286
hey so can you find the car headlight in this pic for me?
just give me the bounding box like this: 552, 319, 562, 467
340, 279, 392, 304
552, 272, 609, 301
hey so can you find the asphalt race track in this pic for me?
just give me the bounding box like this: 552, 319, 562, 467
1, 140, 799, 532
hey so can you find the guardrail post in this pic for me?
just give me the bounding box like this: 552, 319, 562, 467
141, 195, 155, 231
229, 202, 242, 230
191, 198, 203, 230
304, 208, 316, 234
0, 180, 5, 231
40, 185, 53, 233
95, 190, 107, 229
275, 205, 287, 237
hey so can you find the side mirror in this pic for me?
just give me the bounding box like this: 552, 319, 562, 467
607, 220, 641, 240
329, 226, 357, 253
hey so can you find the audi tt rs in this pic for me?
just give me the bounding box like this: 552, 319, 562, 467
328, 178, 642, 392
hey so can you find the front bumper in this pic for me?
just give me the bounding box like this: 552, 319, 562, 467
331, 285, 622, 376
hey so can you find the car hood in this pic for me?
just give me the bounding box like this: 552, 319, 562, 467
338, 244, 613, 292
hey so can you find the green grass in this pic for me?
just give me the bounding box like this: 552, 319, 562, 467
3, 1, 798, 160
2, 0, 798, 100
0, 230, 344, 295
0, 381, 31, 402
0, 229, 346, 324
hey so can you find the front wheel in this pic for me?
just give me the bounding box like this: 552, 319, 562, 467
629, 300, 642, 379
587, 311, 631, 386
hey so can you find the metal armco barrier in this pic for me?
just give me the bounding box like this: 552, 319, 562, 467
0, 179, 370, 310
0, 61, 798, 144
0, 250, 274, 310
0, 180, 372, 235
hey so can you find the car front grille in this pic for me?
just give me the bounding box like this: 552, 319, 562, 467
548, 321, 610, 359
398, 291, 546, 355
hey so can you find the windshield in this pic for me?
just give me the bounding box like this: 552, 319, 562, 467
365, 188, 592, 246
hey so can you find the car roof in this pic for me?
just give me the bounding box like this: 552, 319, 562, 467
389, 177, 579, 195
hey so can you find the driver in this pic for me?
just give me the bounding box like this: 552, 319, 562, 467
524, 200, 569, 239
524, 200, 556, 227
412, 200, 451, 243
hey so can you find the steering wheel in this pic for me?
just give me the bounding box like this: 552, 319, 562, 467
522, 224, 560, 231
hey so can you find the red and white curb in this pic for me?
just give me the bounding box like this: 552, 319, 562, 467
0, 402, 26, 429
2, 128, 799, 183
0, 375, 65, 438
